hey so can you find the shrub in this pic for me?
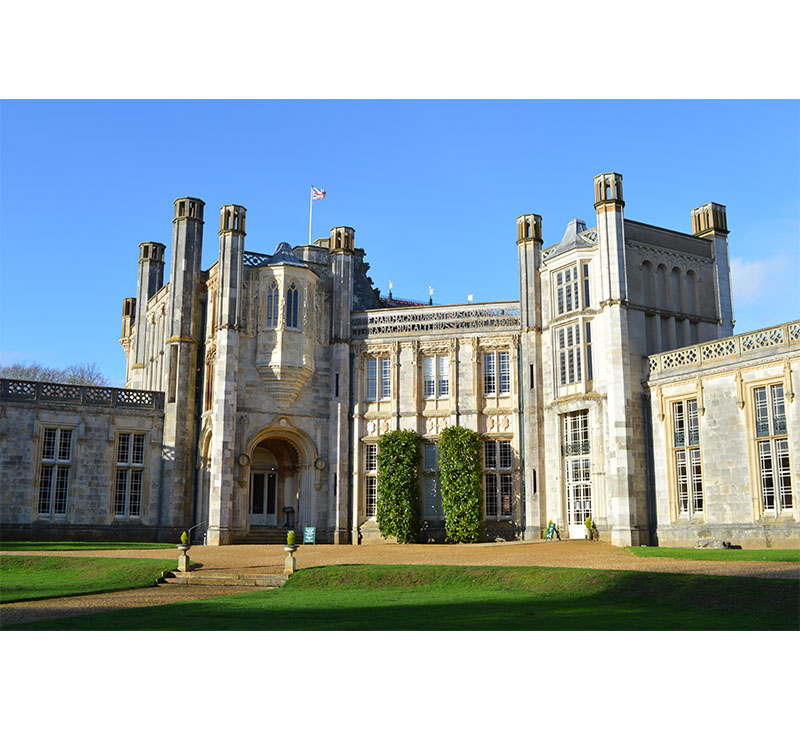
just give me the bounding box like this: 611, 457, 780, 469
376, 429, 421, 543
180, 531, 189, 546
584, 517, 599, 541
438, 426, 484, 543
287, 530, 295, 546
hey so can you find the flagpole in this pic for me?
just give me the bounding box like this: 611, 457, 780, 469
308, 186, 313, 246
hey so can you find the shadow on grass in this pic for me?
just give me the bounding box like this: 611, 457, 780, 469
5, 565, 798, 632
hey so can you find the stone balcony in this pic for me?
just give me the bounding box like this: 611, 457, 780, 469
0, 379, 164, 411
646, 320, 800, 381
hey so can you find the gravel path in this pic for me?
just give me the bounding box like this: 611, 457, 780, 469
2, 540, 797, 627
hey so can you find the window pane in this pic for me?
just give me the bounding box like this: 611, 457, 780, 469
754, 387, 769, 437
690, 448, 703, 513
365, 444, 377, 473
675, 451, 688, 513
365, 476, 377, 517
380, 358, 391, 399
484, 442, 496, 470
42, 428, 56, 461
54, 466, 69, 514
438, 355, 449, 396
758, 440, 775, 510
366, 359, 377, 401
132, 433, 145, 465
423, 356, 435, 397
485, 474, 497, 517
483, 353, 495, 394
423, 476, 440, 519
423, 443, 437, 471
500, 474, 513, 518
687, 400, 699, 446
499, 442, 512, 469
115, 470, 128, 515
58, 429, 72, 461
499, 352, 510, 394
771, 384, 786, 434
129, 471, 143, 516
117, 433, 130, 464
776, 439, 792, 510
39, 465, 53, 514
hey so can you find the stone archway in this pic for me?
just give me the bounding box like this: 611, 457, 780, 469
247, 437, 301, 530
243, 420, 320, 537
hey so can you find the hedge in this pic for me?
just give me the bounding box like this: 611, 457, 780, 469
376, 429, 421, 543
438, 425, 483, 543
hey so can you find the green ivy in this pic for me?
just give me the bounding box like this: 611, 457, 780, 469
438, 426, 484, 543
376, 429, 421, 543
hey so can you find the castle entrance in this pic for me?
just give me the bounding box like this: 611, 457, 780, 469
248, 437, 300, 530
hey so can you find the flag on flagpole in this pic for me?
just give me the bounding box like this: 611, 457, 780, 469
309, 185, 326, 245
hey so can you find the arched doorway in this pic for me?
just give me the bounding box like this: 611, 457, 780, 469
248, 438, 300, 530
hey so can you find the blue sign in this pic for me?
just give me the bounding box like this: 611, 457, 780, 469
303, 527, 316, 544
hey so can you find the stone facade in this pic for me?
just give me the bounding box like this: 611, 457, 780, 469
1, 173, 797, 548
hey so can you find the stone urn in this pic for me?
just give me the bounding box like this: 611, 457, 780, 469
177, 543, 191, 573
284, 544, 298, 575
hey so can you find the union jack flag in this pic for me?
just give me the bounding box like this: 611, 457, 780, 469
311, 185, 326, 200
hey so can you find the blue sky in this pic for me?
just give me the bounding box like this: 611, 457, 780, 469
1, 99, 798, 385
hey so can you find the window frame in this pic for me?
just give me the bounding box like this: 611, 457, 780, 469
366, 356, 392, 402
421, 441, 444, 522
364, 442, 378, 518
484, 440, 513, 521
114, 431, 146, 519
483, 351, 510, 396
671, 398, 703, 518
423, 353, 450, 400
752, 384, 793, 515
38, 426, 73, 518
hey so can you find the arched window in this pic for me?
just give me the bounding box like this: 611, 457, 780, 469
286, 283, 299, 329
641, 260, 655, 308
267, 281, 279, 327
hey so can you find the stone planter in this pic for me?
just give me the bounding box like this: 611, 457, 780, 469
284, 544, 298, 575
177, 543, 191, 572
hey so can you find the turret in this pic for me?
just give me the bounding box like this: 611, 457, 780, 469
131, 241, 166, 370
217, 204, 246, 329
330, 226, 355, 252
594, 172, 627, 303
691, 201, 733, 335
517, 213, 543, 331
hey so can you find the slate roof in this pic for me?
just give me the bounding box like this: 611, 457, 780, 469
543, 218, 598, 259
269, 242, 308, 268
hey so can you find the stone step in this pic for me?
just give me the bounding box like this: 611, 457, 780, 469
161, 571, 287, 588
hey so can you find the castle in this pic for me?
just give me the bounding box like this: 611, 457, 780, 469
1, 172, 797, 548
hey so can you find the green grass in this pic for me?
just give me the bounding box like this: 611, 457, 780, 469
0, 541, 175, 551
0, 555, 177, 603
626, 546, 800, 562
5, 564, 798, 631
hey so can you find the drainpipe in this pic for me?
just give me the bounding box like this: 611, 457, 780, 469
517, 339, 526, 539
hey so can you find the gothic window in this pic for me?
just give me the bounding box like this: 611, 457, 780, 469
286, 283, 299, 329
366, 357, 391, 401
582, 263, 591, 308
266, 281, 279, 327
753, 384, 792, 513
422, 441, 444, 521
672, 399, 703, 516
484, 441, 513, 520
38, 427, 72, 516
423, 354, 449, 398
365, 443, 378, 518
483, 351, 510, 396
556, 323, 582, 386
115, 432, 145, 518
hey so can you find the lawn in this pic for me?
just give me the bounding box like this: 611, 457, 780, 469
626, 546, 800, 562
0, 555, 177, 603
5, 564, 798, 631
0, 541, 175, 551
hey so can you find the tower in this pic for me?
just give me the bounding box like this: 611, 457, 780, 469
207, 204, 246, 546
593, 172, 648, 545
160, 196, 205, 535
329, 226, 355, 544
129, 241, 166, 389
516, 213, 545, 539
691, 202, 734, 337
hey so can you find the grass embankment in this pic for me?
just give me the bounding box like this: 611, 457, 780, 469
0, 541, 174, 551
6, 564, 798, 631
0, 556, 177, 603
627, 546, 800, 562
